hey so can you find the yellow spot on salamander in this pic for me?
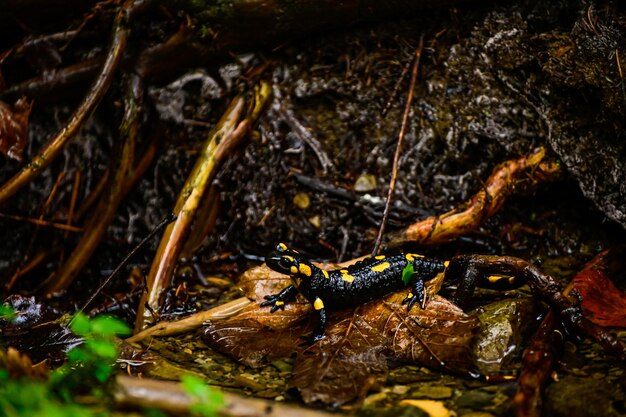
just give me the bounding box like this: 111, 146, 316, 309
406, 253, 424, 262
299, 263, 312, 276
290, 266, 298, 274
406, 292, 413, 298
275, 301, 284, 306
278, 243, 287, 250
340, 269, 355, 283
371, 262, 391, 272
313, 298, 325, 310
487, 274, 511, 284
284, 255, 294, 261
375, 255, 386, 260
444, 260, 450, 267
322, 269, 330, 279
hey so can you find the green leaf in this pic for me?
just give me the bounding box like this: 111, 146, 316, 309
92, 362, 113, 383
90, 315, 131, 337
181, 375, 224, 417
0, 304, 16, 322
69, 313, 92, 336
85, 339, 118, 360
402, 262, 414, 286
144, 408, 169, 417
181, 375, 209, 398
66, 347, 88, 363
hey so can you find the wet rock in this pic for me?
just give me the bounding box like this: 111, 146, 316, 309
539, 13, 626, 229
456, 389, 495, 409
544, 375, 625, 417
411, 385, 454, 400
359, 405, 428, 417
471, 298, 538, 374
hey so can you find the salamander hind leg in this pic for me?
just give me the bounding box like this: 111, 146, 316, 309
402, 277, 426, 311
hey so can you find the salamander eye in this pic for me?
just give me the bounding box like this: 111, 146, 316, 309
278, 257, 294, 269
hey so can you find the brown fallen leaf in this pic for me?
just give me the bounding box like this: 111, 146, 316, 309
290, 293, 478, 404
571, 246, 626, 328
203, 264, 480, 404
1, 347, 49, 380
0, 98, 31, 161
513, 246, 626, 417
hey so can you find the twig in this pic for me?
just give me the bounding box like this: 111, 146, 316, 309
448, 254, 626, 361
381, 55, 412, 118
513, 246, 626, 417
277, 96, 334, 174
386, 147, 561, 246
114, 374, 338, 417
71, 213, 176, 322
65, 171, 81, 238
0, 0, 147, 205
0, 57, 103, 101
512, 311, 562, 417
45, 73, 144, 295
126, 297, 251, 343
0, 212, 82, 232
134, 82, 271, 332
372, 34, 424, 256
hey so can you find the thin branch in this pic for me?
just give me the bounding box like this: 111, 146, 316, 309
0, 0, 147, 205
71, 213, 176, 322
45, 72, 144, 295
386, 147, 561, 246
372, 34, 424, 255
126, 297, 251, 343
0, 212, 82, 232
134, 82, 271, 332
114, 374, 338, 417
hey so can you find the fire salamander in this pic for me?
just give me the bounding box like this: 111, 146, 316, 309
262, 243, 447, 342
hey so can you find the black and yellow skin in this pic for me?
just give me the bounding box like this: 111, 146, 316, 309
262, 243, 446, 342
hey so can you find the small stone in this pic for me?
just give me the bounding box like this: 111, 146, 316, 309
544, 375, 623, 417
293, 192, 310, 209
363, 392, 388, 407
392, 385, 410, 395
271, 360, 293, 373
471, 298, 537, 374
354, 173, 377, 192
456, 390, 495, 409
308, 215, 321, 228
413, 385, 454, 400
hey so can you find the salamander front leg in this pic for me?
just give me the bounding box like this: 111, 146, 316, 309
260, 285, 298, 312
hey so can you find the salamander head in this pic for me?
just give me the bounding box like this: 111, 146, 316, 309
266, 243, 316, 286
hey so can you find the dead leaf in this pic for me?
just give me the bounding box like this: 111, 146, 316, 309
1, 347, 49, 379
0, 98, 31, 161
202, 307, 311, 367
203, 263, 480, 404
290, 310, 388, 404
571, 246, 626, 328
